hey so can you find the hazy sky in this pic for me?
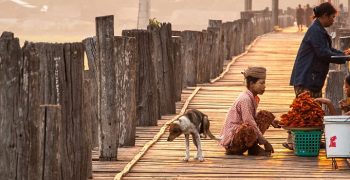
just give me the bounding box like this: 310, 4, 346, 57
0, 0, 348, 42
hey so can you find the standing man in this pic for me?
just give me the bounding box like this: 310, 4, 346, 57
296, 4, 305, 31
305, 4, 313, 27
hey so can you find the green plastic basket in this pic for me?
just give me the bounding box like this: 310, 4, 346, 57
291, 130, 322, 157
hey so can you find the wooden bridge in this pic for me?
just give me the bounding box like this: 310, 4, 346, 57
2, 8, 350, 180
92, 27, 350, 180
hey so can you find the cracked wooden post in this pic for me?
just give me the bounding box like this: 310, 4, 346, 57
82, 79, 93, 178
325, 71, 345, 115
19, 42, 42, 180
208, 20, 222, 28
115, 36, 137, 147
122, 29, 159, 126
172, 36, 183, 101
181, 31, 201, 87
199, 30, 211, 83
0, 32, 21, 180
148, 23, 176, 115
83, 37, 99, 149
40, 105, 61, 180
207, 27, 221, 79
0, 32, 43, 180
197, 31, 206, 83
58, 43, 90, 179
96, 15, 119, 160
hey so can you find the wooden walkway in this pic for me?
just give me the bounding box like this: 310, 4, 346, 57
92, 27, 350, 180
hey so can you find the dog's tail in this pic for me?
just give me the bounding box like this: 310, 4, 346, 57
203, 115, 221, 141
207, 129, 222, 141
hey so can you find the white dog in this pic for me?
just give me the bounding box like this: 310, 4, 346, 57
167, 109, 220, 162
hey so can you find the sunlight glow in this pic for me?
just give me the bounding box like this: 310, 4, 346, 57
10, 0, 36, 8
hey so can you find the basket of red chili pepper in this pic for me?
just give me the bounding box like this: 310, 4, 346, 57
279, 91, 324, 128
279, 91, 325, 156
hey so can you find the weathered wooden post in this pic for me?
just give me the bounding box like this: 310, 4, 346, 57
208, 19, 224, 77
18, 42, 42, 180
207, 27, 221, 79
96, 15, 119, 160
83, 37, 99, 149
222, 22, 234, 60
197, 31, 207, 83
272, 0, 279, 27
208, 20, 222, 28
325, 71, 346, 115
235, 20, 245, 55
58, 43, 90, 179
40, 105, 61, 180
200, 30, 211, 83
181, 31, 201, 87
172, 36, 183, 101
122, 29, 160, 126
148, 23, 176, 115
82, 79, 93, 178
115, 36, 137, 146
0, 32, 20, 180
0, 32, 43, 180
35, 43, 63, 105
239, 19, 246, 50
36, 42, 91, 179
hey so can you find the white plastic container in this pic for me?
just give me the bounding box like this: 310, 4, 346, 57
324, 116, 350, 158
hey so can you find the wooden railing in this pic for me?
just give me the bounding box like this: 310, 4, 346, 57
0, 10, 294, 180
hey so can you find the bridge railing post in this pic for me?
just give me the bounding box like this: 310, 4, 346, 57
122, 29, 160, 126
172, 36, 183, 102
96, 15, 119, 160
148, 23, 176, 115
114, 36, 137, 147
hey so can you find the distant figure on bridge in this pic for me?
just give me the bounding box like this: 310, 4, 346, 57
305, 4, 313, 27
296, 4, 305, 31
220, 67, 280, 156
286, 2, 350, 150
338, 3, 346, 27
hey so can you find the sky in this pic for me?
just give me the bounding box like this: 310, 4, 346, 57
0, 0, 348, 43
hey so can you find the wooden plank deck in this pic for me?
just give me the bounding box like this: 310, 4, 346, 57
93, 27, 350, 180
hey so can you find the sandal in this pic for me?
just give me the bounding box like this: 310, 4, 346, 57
282, 142, 294, 150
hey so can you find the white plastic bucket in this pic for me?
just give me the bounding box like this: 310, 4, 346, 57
324, 116, 350, 158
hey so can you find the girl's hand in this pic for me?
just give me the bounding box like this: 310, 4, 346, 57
271, 119, 281, 128
316, 98, 337, 115
344, 49, 350, 55
339, 99, 348, 109
315, 98, 332, 105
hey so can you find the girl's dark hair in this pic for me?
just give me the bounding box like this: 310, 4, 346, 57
313, 2, 337, 19
246, 76, 259, 88
345, 75, 350, 86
